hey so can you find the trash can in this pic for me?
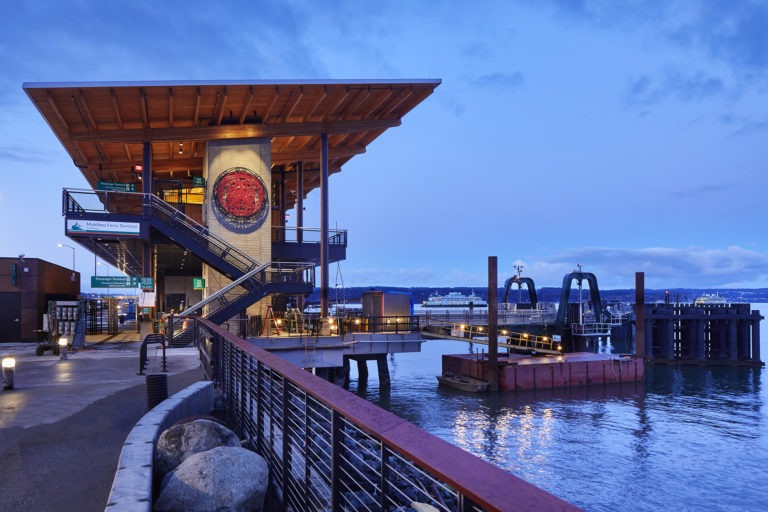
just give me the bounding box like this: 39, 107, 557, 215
146, 373, 168, 409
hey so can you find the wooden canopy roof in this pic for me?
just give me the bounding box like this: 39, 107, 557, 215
24, 79, 440, 205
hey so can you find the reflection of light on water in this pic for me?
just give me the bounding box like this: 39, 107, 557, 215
452, 403, 555, 473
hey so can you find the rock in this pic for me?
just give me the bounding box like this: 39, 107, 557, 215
155, 418, 240, 476
411, 502, 440, 512
155, 446, 269, 512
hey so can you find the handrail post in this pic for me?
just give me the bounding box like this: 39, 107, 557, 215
331, 411, 342, 511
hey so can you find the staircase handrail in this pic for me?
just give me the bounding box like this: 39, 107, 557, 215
61, 188, 262, 275
179, 262, 271, 317
168, 261, 315, 340
145, 194, 259, 274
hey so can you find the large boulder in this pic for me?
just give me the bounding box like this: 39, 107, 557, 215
154, 446, 269, 512
155, 418, 240, 476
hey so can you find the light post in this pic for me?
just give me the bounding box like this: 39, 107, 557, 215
1, 355, 15, 390
58, 243, 76, 282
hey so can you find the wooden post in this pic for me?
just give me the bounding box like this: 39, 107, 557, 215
635, 272, 645, 358
488, 256, 499, 391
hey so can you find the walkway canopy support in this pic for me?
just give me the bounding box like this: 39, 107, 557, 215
320, 133, 330, 317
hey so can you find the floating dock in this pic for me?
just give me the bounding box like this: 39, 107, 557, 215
442, 352, 644, 391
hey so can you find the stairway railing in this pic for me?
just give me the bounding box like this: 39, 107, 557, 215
167, 261, 315, 342
145, 194, 258, 275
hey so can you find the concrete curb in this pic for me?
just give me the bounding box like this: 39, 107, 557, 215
104, 380, 214, 512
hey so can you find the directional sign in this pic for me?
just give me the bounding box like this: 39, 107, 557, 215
91, 276, 136, 288
193, 277, 205, 290
192, 176, 206, 187
91, 276, 154, 288
97, 180, 137, 192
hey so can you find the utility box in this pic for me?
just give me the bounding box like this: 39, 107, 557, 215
362, 291, 413, 317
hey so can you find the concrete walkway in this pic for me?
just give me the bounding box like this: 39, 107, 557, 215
0, 321, 206, 511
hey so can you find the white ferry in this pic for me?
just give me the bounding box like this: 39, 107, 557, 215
694, 293, 728, 305
422, 291, 488, 308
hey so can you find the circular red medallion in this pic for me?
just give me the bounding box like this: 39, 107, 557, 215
212, 167, 269, 233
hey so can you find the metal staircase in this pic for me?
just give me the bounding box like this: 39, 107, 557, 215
166, 261, 314, 346
61, 189, 316, 346
145, 195, 258, 279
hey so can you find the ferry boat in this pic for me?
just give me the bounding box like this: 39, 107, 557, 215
422, 291, 487, 308
694, 293, 728, 305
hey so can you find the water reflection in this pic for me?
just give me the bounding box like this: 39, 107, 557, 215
349, 335, 767, 511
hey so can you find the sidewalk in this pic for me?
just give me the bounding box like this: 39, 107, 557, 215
0, 321, 207, 511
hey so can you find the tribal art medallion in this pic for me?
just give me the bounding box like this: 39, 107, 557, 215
211, 167, 270, 233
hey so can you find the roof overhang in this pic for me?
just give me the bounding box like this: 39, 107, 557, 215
24, 79, 440, 206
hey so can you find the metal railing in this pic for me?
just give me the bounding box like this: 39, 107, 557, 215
62, 188, 258, 275
448, 323, 558, 352
570, 323, 612, 336
195, 318, 579, 512
167, 262, 315, 340
147, 193, 258, 274
303, 315, 420, 335
272, 226, 348, 246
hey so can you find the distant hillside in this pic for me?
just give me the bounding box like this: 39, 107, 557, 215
304, 286, 768, 305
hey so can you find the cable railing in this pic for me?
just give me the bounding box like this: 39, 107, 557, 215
195, 317, 580, 512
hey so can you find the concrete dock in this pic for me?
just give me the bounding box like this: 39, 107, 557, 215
0, 321, 205, 512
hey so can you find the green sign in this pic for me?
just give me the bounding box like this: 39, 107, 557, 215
193, 277, 205, 290
92, 276, 137, 288
97, 180, 137, 192
91, 276, 154, 288
193, 176, 206, 187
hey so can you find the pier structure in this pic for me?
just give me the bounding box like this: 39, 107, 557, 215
642, 302, 763, 366
248, 331, 423, 386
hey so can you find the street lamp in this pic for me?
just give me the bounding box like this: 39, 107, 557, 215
58, 243, 75, 281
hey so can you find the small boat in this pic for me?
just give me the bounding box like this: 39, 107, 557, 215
436, 373, 489, 393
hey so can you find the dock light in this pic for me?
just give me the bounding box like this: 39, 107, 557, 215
478, 327, 484, 333
459, 324, 465, 331
2, 356, 15, 390
354, 318, 361, 325
58, 337, 69, 360
523, 333, 529, 339
501, 330, 508, 336
557, 344, 563, 352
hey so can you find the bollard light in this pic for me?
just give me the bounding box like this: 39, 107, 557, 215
59, 337, 69, 360
2, 355, 15, 390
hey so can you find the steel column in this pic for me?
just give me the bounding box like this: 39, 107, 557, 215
320, 133, 329, 317
488, 256, 498, 392
635, 272, 645, 358
296, 161, 304, 244
751, 317, 761, 362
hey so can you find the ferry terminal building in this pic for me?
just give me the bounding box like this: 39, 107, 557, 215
24, 80, 440, 333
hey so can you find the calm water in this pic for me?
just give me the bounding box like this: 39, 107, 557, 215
348, 304, 768, 511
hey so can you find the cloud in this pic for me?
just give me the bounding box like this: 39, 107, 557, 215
624, 70, 727, 107
668, 183, 732, 200
342, 246, 768, 290
522, 246, 768, 289
547, 0, 768, 79
727, 119, 768, 138
472, 71, 525, 90
0, 144, 51, 164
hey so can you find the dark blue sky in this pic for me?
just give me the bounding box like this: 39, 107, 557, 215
2, 1, 767, 290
